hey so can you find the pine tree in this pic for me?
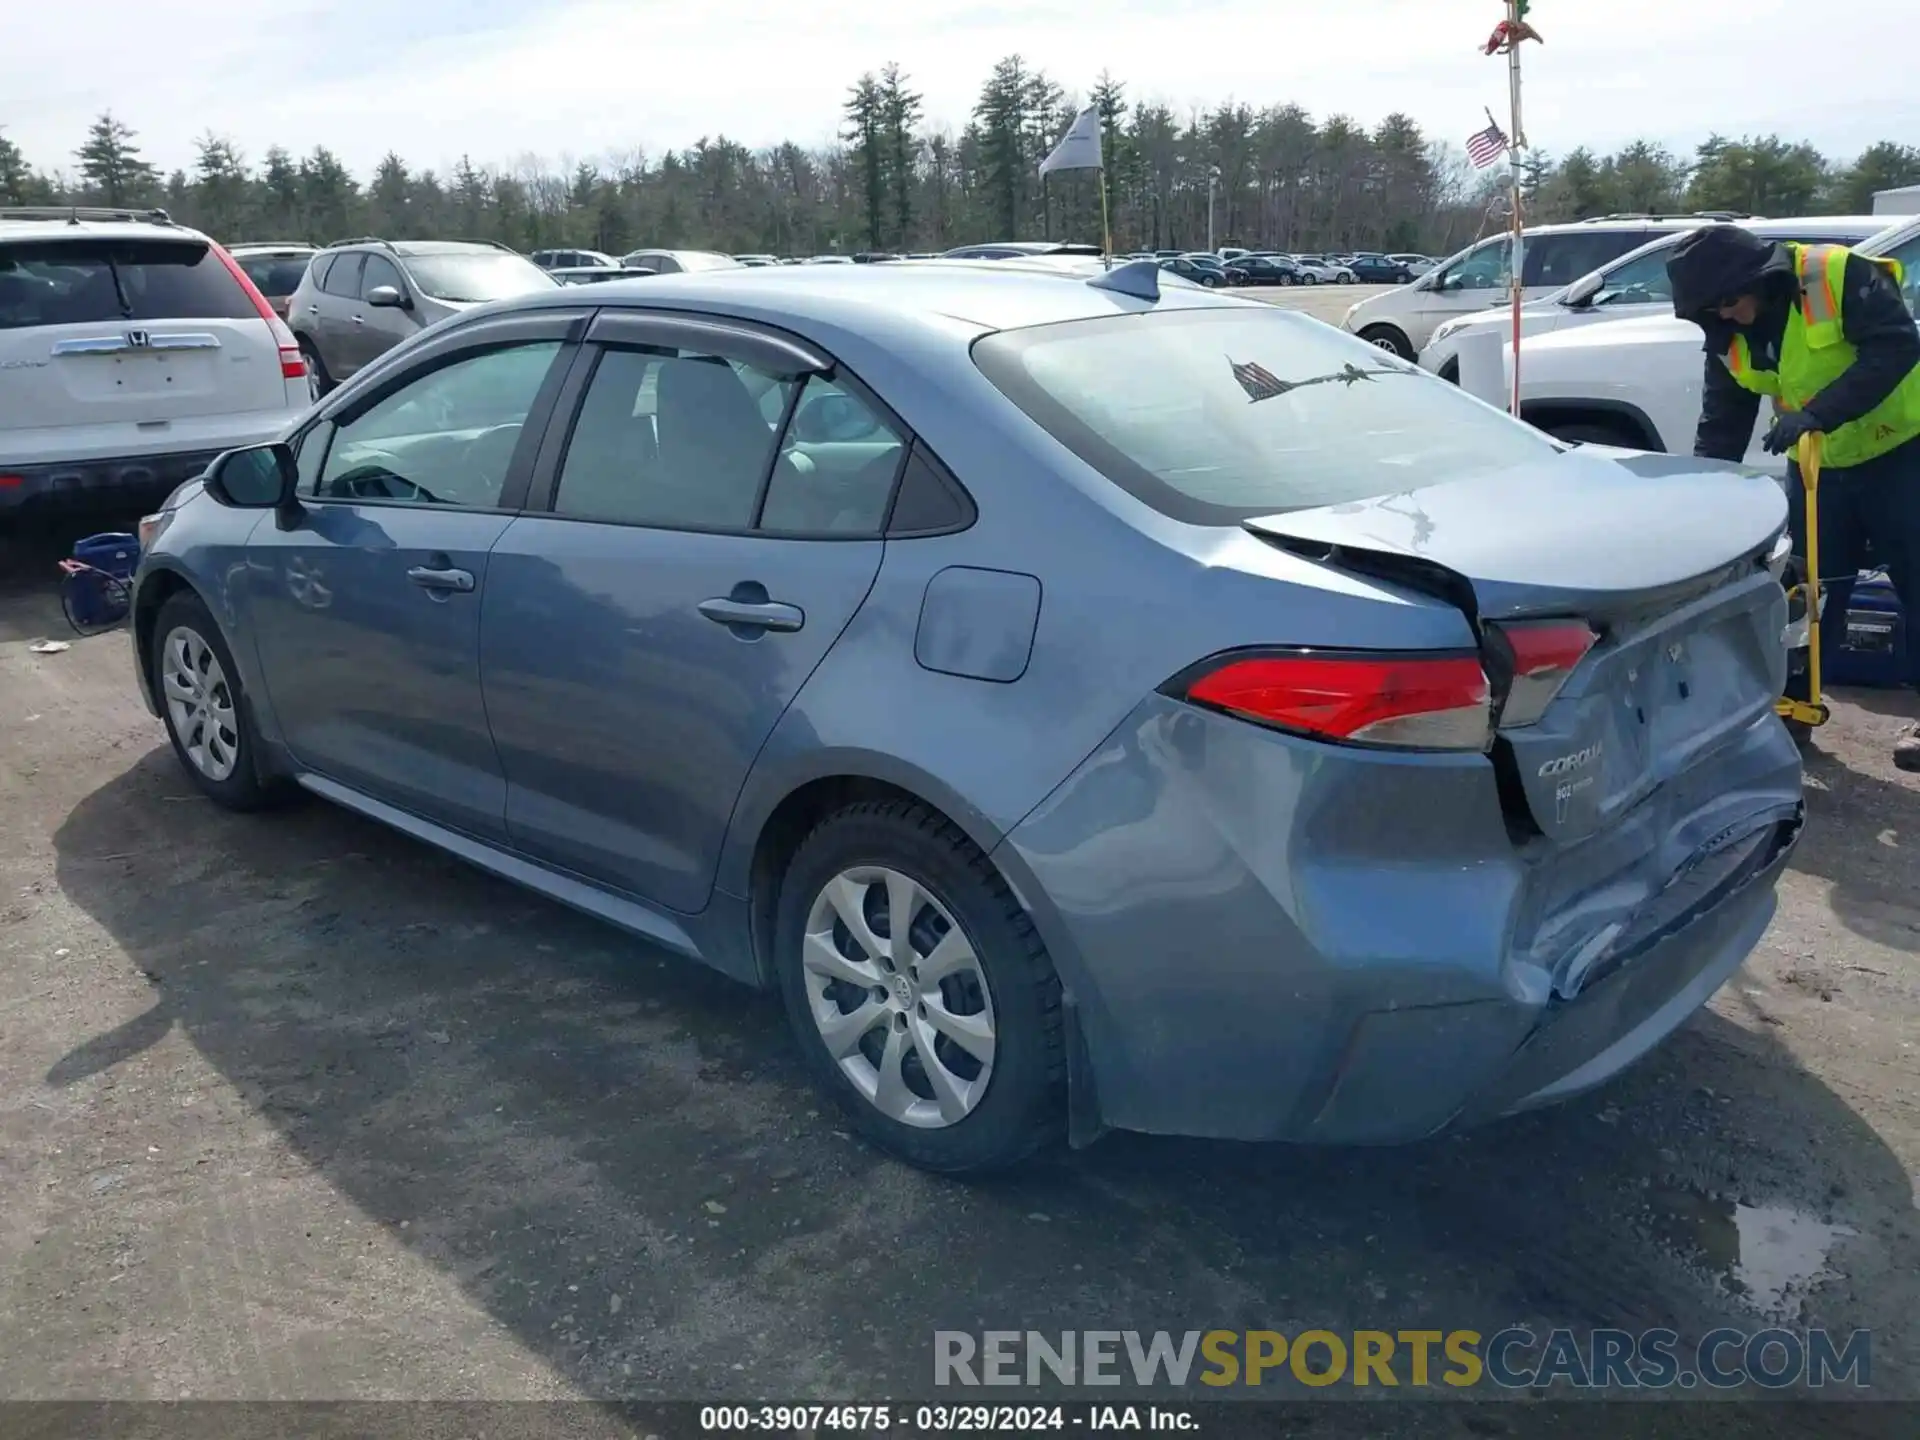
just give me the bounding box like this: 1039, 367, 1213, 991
0, 128, 39, 205
878, 63, 922, 249
842, 72, 886, 249
973, 55, 1034, 239
74, 111, 159, 206
193, 133, 250, 239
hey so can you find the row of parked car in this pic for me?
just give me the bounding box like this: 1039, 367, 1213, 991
1337, 209, 1920, 467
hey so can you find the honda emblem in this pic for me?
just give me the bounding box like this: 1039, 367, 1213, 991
125, 329, 150, 349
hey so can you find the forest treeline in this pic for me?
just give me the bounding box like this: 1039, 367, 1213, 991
3, 57, 1917, 258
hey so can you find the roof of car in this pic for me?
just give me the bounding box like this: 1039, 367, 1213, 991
493, 256, 1239, 334
0, 213, 211, 245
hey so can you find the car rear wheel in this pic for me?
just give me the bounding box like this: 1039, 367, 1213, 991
152, 592, 285, 811
1358, 325, 1415, 360
1301, 273, 1318, 285
1200, 274, 1220, 288
774, 799, 1065, 1174
298, 337, 332, 399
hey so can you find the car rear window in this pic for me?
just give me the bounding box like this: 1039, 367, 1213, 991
400, 253, 556, 302
0, 239, 259, 330
972, 307, 1556, 524
235, 254, 312, 297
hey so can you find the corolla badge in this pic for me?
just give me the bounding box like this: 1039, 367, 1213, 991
1538, 741, 1603, 779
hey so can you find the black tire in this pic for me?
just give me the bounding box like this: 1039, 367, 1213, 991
774, 799, 1066, 1174
1302, 273, 1318, 285
1358, 325, 1415, 361
298, 336, 333, 398
1278, 273, 1294, 286
1200, 274, 1220, 288
1336, 272, 1353, 284
1545, 420, 1638, 449
151, 591, 287, 811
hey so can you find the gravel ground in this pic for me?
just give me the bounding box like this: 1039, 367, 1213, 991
1, 455, 1917, 1433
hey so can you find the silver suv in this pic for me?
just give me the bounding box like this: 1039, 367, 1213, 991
287, 238, 555, 391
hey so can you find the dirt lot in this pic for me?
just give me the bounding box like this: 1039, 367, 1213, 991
2, 399, 1918, 1428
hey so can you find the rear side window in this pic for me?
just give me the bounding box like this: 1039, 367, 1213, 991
1881, 231, 1920, 317
973, 307, 1555, 525
235, 254, 313, 297
321, 252, 364, 297
1522, 229, 1652, 288
0, 240, 258, 330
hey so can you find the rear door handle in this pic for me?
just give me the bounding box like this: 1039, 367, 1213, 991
698, 597, 804, 633
351, 315, 365, 325
407, 565, 475, 593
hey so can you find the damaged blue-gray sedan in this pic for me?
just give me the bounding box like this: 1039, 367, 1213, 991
129, 257, 1803, 1173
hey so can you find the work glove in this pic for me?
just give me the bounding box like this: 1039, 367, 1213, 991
1762, 410, 1819, 456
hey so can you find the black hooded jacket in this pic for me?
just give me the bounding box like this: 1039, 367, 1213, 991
1665, 224, 1920, 464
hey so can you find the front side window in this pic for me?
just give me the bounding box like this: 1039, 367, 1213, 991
399, 252, 554, 303
553, 346, 793, 530
316, 341, 561, 508
973, 307, 1556, 525
1436, 239, 1509, 292
1585, 246, 1679, 307
360, 254, 406, 299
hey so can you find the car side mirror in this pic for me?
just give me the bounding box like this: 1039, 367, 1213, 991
1562, 273, 1602, 308
204, 443, 298, 511
366, 284, 409, 309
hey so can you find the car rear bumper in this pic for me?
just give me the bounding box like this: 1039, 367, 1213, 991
999, 695, 1802, 1145
0, 447, 227, 514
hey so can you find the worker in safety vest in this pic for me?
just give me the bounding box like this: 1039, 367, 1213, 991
1668, 224, 1920, 770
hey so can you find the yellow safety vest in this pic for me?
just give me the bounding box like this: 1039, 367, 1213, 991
1723, 242, 1920, 468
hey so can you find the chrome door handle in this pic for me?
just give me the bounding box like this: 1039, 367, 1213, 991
406, 566, 475, 593
351, 315, 365, 325
698, 597, 804, 632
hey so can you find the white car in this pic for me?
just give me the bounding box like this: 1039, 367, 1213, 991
1340, 216, 1748, 360
1389, 253, 1437, 277
1477, 213, 1920, 462
1420, 216, 1887, 379
1291, 256, 1356, 285
0, 206, 311, 520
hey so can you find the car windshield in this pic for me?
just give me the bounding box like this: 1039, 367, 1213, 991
235, 255, 313, 297
400, 252, 555, 302
972, 307, 1556, 524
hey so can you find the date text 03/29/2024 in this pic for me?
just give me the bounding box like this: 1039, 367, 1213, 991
698, 1406, 1192, 1432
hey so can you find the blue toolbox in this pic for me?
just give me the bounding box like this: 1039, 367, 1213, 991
1825, 571, 1907, 688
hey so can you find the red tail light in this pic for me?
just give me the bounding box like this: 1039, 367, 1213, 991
0, 474, 22, 489
1175, 650, 1493, 751
211, 242, 307, 380
1493, 621, 1597, 727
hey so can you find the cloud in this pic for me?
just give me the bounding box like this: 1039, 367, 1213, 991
6, 0, 1915, 179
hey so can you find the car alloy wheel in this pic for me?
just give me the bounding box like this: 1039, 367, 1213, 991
800, 865, 996, 1128
161, 624, 241, 782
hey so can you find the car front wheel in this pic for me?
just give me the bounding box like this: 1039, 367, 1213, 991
152, 591, 283, 811
774, 799, 1065, 1174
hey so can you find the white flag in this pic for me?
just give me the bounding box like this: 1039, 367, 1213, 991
1039, 107, 1103, 178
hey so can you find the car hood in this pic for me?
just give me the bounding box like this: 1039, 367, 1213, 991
1516, 312, 1703, 356
1243, 447, 1784, 622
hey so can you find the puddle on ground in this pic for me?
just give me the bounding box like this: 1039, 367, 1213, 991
1647, 1183, 1857, 1319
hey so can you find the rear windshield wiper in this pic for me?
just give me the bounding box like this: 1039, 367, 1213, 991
104, 258, 133, 319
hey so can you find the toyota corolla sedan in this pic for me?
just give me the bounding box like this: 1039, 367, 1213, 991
130, 259, 1803, 1174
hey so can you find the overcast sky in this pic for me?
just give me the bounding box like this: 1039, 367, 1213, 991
7, 0, 1916, 180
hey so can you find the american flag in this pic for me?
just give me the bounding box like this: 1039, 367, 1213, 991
1466, 120, 1509, 169
1229, 358, 1290, 403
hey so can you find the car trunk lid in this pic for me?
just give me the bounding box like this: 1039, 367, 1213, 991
1244, 450, 1790, 847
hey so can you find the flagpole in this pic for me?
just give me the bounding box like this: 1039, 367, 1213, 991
1098, 166, 1113, 269
1504, 1, 1526, 418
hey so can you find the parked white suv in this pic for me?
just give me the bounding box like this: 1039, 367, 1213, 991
0, 207, 310, 519
1420, 216, 1887, 379
1340, 215, 1753, 359
1477, 214, 1920, 461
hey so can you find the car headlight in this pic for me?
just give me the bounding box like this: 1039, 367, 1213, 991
1431, 319, 1464, 344
1343, 302, 1363, 325
1766, 528, 1793, 584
